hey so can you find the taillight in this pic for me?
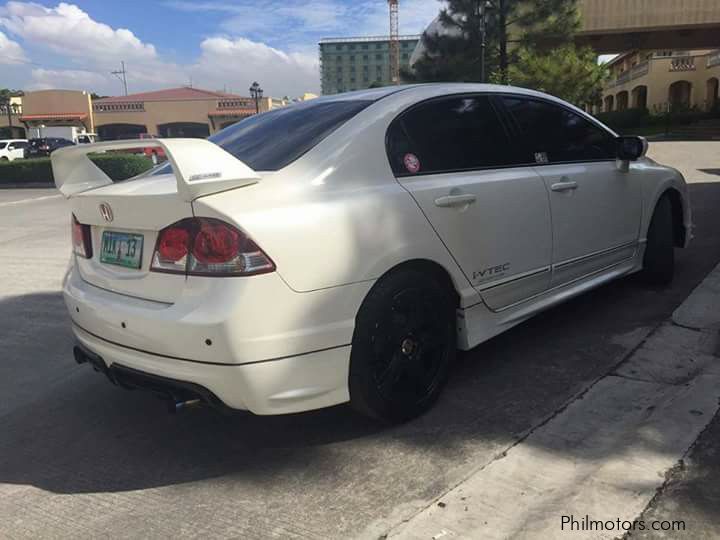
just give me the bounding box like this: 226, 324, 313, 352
71, 214, 93, 259
150, 218, 275, 276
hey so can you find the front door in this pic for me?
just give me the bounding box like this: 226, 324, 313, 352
501, 97, 643, 286
387, 94, 553, 310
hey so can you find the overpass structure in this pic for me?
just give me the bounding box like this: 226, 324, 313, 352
577, 0, 720, 53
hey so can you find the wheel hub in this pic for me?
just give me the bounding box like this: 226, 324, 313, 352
400, 337, 417, 356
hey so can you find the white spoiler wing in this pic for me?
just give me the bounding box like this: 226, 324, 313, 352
51, 138, 261, 202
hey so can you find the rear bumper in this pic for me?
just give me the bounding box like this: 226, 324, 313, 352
72, 323, 352, 415
64, 260, 371, 366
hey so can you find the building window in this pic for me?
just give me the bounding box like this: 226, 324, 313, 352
362, 44, 369, 50
350, 55, 355, 62
402, 53, 409, 60
363, 55, 369, 61
335, 44, 342, 51
376, 43, 382, 50
350, 44, 356, 50
376, 54, 382, 60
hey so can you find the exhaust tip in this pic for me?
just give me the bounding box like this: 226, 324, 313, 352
169, 398, 203, 414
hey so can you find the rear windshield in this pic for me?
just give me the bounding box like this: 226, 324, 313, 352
209, 99, 373, 171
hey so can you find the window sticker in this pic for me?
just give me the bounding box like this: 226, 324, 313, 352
403, 153, 421, 174
534, 152, 549, 164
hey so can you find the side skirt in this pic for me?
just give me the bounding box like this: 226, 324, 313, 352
457, 256, 641, 351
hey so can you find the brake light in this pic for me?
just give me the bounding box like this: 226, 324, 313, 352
71, 214, 93, 259
150, 218, 275, 276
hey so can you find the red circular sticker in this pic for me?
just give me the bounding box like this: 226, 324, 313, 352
403, 153, 421, 174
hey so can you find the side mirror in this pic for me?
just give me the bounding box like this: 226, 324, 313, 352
616, 136, 648, 161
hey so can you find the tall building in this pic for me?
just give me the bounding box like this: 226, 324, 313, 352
319, 35, 421, 95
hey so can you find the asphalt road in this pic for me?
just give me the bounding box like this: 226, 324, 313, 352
1, 145, 720, 539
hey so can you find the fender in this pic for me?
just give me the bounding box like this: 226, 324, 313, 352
640, 166, 693, 248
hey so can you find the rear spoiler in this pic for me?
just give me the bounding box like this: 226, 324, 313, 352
51, 138, 261, 202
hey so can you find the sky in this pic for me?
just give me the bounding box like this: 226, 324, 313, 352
0, 0, 442, 98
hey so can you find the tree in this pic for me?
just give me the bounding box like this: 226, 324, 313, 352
408, 0, 581, 84
502, 45, 607, 106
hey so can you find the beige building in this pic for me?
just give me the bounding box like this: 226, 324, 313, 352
92, 87, 271, 140
593, 50, 720, 114
1, 86, 289, 141
0, 95, 24, 138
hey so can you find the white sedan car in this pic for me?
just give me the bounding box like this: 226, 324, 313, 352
54, 84, 692, 422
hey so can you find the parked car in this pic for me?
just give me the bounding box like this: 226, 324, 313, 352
26, 137, 75, 158
139, 133, 166, 164
0, 139, 28, 161
52, 84, 692, 423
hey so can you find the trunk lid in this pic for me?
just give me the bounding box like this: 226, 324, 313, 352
52, 138, 262, 303
70, 173, 191, 303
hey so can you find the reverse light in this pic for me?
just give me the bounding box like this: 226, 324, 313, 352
71, 214, 93, 259
150, 218, 275, 276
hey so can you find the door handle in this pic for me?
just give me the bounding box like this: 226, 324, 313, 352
434, 194, 477, 208
551, 180, 579, 192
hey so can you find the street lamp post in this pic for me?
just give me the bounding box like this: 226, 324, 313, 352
479, 1, 493, 84
249, 82, 264, 114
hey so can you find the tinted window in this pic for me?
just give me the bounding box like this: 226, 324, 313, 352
0, 142, 6, 149
209, 100, 372, 171
387, 95, 519, 176
502, 97, 616, 163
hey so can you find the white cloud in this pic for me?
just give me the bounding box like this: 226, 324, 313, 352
0, 1, 157, 63
0, 28, 24, 63
166, 0, 442, 39
192, 37, 320, 96
26, 67, 109, 90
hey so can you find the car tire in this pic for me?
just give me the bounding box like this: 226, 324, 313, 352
642, 195, 675, 286
349, 268, 456, 423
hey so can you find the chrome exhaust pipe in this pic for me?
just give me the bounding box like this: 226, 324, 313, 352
169, 398, 203, 414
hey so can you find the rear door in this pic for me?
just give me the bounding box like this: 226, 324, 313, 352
500, 97, 643, 286
388, 94, 553, 311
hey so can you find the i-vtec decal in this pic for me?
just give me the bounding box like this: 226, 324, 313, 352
473, 263, 511, 283
189, 172, 222, 182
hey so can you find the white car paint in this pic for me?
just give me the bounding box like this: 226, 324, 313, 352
0, 139, 27, 161
53, 84, 692, 416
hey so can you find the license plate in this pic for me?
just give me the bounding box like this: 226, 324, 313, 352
100, 231, 144, 269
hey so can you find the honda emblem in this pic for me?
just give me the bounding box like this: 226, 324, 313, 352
99, 203, 114, 223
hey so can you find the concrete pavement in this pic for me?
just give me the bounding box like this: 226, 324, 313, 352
388, 267, 720, 539
1, 143, 719, 539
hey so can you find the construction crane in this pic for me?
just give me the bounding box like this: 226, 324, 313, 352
388, 0, 400, 84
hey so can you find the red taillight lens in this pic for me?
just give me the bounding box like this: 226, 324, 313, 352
71, 214, 93, 259
159, 228, 189, 261
193, 221, 241, 264
150, 218, 275, 276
